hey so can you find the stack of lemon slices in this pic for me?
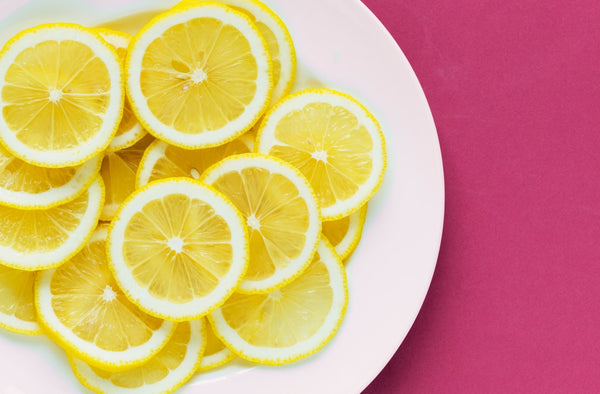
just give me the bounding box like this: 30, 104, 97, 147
0, 0, 386, 393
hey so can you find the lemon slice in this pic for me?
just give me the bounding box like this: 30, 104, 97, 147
0, 265, 41, 335
180, 0, 295, 105
201, 153, 321, 293
0, 23, 124, 168
257, 89, 387, 220
35, 225, 177, 371
198, 317, 235, 371
95, 28, 147, 153
135, 136, 251, 189
126, 3, 273, 149
107, 178, 249, 321
322, 204, 368, 261
0, 145, 102, 209
70, 319, 206, 394
100, 134, 154, 221
0, 177, 104, 271
209, 238, 348, 365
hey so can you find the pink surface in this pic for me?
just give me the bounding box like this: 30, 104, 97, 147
362, 0, 600, 392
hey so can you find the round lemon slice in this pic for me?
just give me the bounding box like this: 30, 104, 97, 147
180, 0, 295, 105
100, 134, 154, 221
198, 317, 235, 371
95, 28, 147, 153
201, 153, 321, 294
322, 204, 368, 261
70, 319, 206, 394
0, 265, 41, 335
257, 89, 387, 220
107, 178, 249, 321
209, 238, 348, 365
35, 225, 177, 371
135, 136, 251, 189
0, 23, 124, 168
126, 3, 273, 149
0, 177, 104, 271
0, 145, 102, 209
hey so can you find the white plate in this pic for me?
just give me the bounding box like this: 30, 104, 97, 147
0, 0, 444, 393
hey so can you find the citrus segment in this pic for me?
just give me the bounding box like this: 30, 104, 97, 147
198, 317, 235, 371
0, 145, 102, 209
209, 238, 348, 365
95, 28, 147, 153
107, 178, 249, 321
70, 319, 206, 394
257, 89, 386, 220
135, 136, 250, 189
35, 225, 176, 371
0, 23, 124, 167
201, 153, 320, 293
100, 134, 154, 221
0, 265, 41, 335
322, 204, 368, 260
0, 177, 104, 271
126, 3, 273, 149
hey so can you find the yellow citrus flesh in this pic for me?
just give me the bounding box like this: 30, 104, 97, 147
0, 24, 124, 167
257, 89, 386, 220
0, 144, 102, 209
209, 238, 348, 365
126, 3, 273, 149
201, 154, 321, 294
36, 226, 176, 371
0, 265, 40, 335
198, 317, 235, 371
322, 204, 368, 260
100, 134, 154, 221
0, 177, 104, 271
135, 137, 250, 189
179, 0, 295, 105
107, 179, 249, 321
95, 28, 147, 153
70, 320, 206, 394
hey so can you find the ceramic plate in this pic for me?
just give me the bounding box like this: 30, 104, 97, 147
0, 0, 444, 392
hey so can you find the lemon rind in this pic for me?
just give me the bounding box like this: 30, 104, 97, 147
0, 177, 105, 271
107, 178, 250, 322
324, 204, 368, 261
200, 152, 321, 294
208, 238, 348, 365
0, 23, 124, 168
0, 153, 102, 210
256, 88, 387, 221
126, 3, 273, 150
69, 319, 207, 394
35, 226, 178, 372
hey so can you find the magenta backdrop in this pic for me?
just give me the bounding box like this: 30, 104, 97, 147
360, 0, 600, 393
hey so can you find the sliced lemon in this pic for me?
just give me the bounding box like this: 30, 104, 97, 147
180, 0, 295, 105
322, 204, 368, 261
0, 23, 124, 168
70, 319, 206, 394
198, 317, 235, 371
257, 89, 387, 220
201, 153, 320, 293
35, 225, 177, 371
100, 134, 154, 221
0, 145, 102, 209
107, 178, 249, 321
0, 177, 104, 271
126, 3, 273, 149
135, 136, 251, 189
95, 28, 147, 153
209, 238, 348, 365
0, 265, 41, 335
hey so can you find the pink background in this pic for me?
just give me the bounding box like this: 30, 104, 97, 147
362, 0, 600, 393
